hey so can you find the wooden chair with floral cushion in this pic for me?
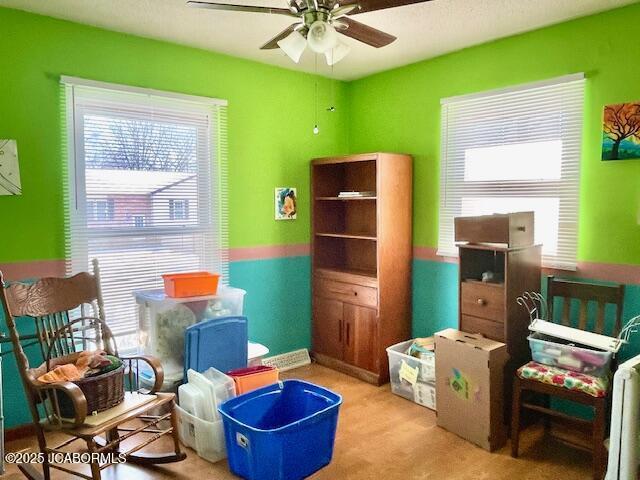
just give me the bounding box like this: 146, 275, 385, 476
0, 259, 186, 480
510, 275, 625, 480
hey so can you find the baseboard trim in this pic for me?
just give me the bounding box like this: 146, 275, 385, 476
312, 352, 384, 386
5, 423, 36, 442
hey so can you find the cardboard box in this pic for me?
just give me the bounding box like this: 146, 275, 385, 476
435, 329, 509, 451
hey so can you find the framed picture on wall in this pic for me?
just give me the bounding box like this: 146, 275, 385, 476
275, 187, 297, 220
602, 101, 640, 161
0, 139, 22, 195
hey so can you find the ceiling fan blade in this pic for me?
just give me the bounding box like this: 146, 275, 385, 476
348, 0, 433, 15
187, 1, 298, 17
337, 17, 395, 48
332, 3, 360, 17
260, 24, 300, 49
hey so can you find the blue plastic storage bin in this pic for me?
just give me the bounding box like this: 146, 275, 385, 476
218, 380, 342, 480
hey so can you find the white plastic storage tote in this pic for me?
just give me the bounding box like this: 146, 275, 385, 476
175, 405, 227, 464
386, 339, 436, 410
176, 367, 236, 463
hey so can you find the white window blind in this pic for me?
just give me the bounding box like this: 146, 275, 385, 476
438, 74, 585, 270
62, 77, 228, 350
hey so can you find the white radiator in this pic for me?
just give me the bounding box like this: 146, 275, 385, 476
606, 354, 640, 480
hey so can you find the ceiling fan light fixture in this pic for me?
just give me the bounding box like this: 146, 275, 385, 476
307, 20, 338, 53
325, 41, 350, 65
277, 29, 307, 63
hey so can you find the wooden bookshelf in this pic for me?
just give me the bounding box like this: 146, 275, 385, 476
315, 232, 377, 241
315, 196, 377, 201
311, 153, 413, 385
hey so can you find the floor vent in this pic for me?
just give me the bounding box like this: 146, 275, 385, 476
262, 348, 311, 371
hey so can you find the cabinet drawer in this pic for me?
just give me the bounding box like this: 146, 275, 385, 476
314, 277, 377, 308
461, 314, 505, 343
460, 282, 504, 322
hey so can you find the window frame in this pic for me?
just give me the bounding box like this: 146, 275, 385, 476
438, 74, 585, 270
62, 77, 229, 347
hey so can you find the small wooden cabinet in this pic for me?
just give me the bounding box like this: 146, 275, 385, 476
458, 242, 541, 424
311, 153, 412, 385
458, 243, 541, 363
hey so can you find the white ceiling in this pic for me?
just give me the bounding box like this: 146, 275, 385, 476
1, 0, 636, 80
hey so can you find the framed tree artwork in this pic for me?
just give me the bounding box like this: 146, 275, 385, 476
602, 101, 640, 161
0, 139, 22, 195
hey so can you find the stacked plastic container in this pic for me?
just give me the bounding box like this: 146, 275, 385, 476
176, 368, 236, 463
386, 338, 436, 410
134, 286, 247, 390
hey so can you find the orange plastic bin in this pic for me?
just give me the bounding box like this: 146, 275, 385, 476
162, 272, 220, 298
228, 366, 279, 395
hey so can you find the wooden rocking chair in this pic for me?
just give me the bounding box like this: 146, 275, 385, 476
0, 259, 186, 480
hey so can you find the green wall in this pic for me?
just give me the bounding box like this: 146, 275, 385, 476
348, 3, 640, 266
0, 7, 349, 262
3, 4, 639, 264
0, 6, 345, 428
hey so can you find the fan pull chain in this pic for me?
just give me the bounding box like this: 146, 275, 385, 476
313, 53, 319, 134
327, 59, 336, 112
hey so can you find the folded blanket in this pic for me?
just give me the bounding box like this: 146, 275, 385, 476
37, 350, 114, 384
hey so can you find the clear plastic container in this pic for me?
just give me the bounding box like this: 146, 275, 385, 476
387, 339, 435, 383
386, 339, 436, 410
138, 368, 183, 394
180, 368, 236, 422
176, 404, 227, 463
178, 383, 207, 418
414, 381, 436, 410
528, 332, 613, 377
134, 286, 246, 377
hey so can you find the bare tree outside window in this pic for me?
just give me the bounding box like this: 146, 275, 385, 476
84, 116, 197, 172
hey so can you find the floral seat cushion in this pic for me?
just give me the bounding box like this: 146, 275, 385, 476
517, 361, 609, 398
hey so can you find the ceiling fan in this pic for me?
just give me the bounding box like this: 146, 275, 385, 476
187, 0, 434, 65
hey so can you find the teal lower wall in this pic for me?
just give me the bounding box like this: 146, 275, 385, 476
412, 260, 460, 338
1, 256, 637, 428
229, 256, 312, 356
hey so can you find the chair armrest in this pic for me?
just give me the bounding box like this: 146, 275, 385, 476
34, 381, 87, 427
121, 355, 165, 394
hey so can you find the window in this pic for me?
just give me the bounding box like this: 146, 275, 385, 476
169, 199, 189, 221
132, 215, 146, 228
438, 74, 585, 270
87, 199, 115, 222
63, 77, 228, 350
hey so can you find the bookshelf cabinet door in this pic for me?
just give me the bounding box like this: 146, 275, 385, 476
343, 303, 378, 372
312, 297, 344, 361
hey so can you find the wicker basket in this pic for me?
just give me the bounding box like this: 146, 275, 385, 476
58, 365, 125, 418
